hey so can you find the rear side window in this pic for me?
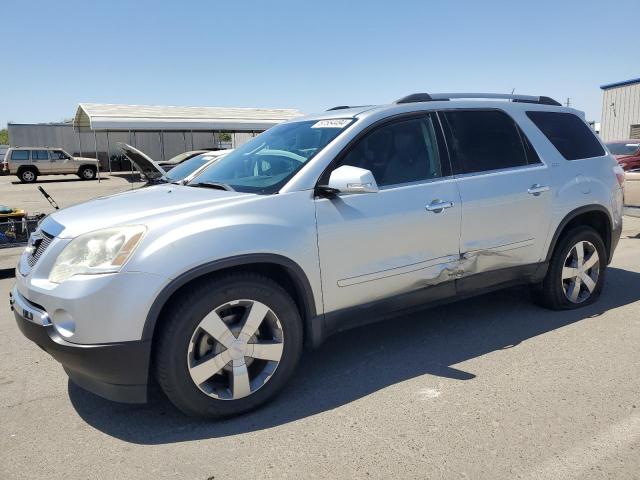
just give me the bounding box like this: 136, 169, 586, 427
526, 111, 605, 160
441, 110, 528, 174
32, 150, 49, 161
11, 150, 30, 161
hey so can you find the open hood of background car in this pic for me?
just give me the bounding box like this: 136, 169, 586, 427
117, 142, 166, 181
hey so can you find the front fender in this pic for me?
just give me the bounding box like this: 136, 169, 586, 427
124, 190, 323, 341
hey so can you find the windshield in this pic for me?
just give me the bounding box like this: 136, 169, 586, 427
188, 119, 353, 193
163, 154, 216, 182
606, 142, 640, 156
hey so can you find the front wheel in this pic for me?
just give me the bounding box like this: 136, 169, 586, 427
533, 226, 607, 310
155, 273, 303, 418
79, 166, 96, 180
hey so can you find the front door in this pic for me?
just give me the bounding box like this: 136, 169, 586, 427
315, 112, 462, 315
439, 109, 553, 289
50, 150, 74, 173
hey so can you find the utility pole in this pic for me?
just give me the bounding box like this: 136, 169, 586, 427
565, 98, 571, 108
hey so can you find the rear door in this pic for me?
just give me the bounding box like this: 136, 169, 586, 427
439, 109, 552, 289
31, 150, 51, 173
315, 112, 462, 314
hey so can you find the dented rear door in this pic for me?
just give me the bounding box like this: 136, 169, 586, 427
439, 108, 553, 284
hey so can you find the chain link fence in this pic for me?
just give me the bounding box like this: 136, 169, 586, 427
0, 218, 41, 248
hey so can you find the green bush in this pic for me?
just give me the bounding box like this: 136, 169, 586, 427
0, 129, 8, 145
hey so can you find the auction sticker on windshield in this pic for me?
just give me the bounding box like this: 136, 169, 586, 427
311, 119, 352, 129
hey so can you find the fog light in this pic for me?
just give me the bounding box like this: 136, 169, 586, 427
51, 309, 75, 338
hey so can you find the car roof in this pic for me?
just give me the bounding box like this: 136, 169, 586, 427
9, 146, 64, 150
293, 93, 580, 123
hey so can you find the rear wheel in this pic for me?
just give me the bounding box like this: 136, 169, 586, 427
534, 226, 607, 310
19, 168, 37, 183
155, 273, 303, 418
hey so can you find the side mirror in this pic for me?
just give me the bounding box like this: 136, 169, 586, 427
325, 165, 379, 194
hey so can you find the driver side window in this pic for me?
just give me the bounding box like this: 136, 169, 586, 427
334, 113, 447, 187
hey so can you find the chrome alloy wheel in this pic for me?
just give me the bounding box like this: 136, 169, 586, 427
22, 170, 35, 182
187, 299, 284, 400
562, 240, 600, 304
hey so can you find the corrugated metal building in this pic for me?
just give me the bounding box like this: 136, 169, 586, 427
600, 78, 640, 141
8, 103, 304, 171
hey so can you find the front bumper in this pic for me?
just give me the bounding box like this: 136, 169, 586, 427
10, 287, 150, 403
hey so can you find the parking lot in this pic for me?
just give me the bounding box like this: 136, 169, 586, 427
0, 173, 144, 214
0, 175, 638, 479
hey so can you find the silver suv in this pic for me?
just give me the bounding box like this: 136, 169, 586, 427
10, 93, 625, 418
3, 147, 99, 183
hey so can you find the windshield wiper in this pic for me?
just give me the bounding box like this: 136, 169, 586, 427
189, 181, 235, 192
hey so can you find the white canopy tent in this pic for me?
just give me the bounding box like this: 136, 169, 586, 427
69, 103, 304, 170
73, 103, 304, 132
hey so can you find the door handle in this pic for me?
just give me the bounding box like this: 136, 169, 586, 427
527, 184, 550, 196
426, 200, 454, 213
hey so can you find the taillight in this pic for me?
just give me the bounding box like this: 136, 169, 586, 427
613, 165, 625, 189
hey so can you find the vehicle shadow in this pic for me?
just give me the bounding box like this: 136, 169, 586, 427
10, 178, 108, 185
69, 266, 640, 445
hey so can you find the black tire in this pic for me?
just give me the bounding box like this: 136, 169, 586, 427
155, 272, 303, 418
19, 168, 37, 183
533, 226, 607, 310
78, 166, 96, 180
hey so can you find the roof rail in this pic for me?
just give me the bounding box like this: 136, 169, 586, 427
326, 105, 374, 111
394, 92, 562, 107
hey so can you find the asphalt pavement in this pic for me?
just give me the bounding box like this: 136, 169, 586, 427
1, 214, 639, 479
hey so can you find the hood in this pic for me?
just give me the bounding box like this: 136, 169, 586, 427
117, 142, 166, 181
41, 183, 253, 238
73, 156, 99, 163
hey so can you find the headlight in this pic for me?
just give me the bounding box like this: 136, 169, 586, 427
49, 226, 146, 284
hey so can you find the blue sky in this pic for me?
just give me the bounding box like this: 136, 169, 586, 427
2, 0, 637, 127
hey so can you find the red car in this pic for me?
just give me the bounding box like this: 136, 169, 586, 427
606, 140, 640, 171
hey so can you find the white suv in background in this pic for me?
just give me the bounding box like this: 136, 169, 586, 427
3, 147, 99, 183
10, 93, 624, 418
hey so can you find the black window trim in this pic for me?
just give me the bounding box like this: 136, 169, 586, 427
315, 110, 454, 192
435, 107, 547, 178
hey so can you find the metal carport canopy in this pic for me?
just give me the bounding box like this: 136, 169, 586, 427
73, 103, 304, 131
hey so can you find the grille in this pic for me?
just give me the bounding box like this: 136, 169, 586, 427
27, 231, 54, 267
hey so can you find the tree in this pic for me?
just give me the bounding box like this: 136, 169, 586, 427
0, 129, 8, 145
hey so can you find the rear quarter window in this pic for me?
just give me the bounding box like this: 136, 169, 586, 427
526, 111, 605, 160
10, 150, 30, 161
